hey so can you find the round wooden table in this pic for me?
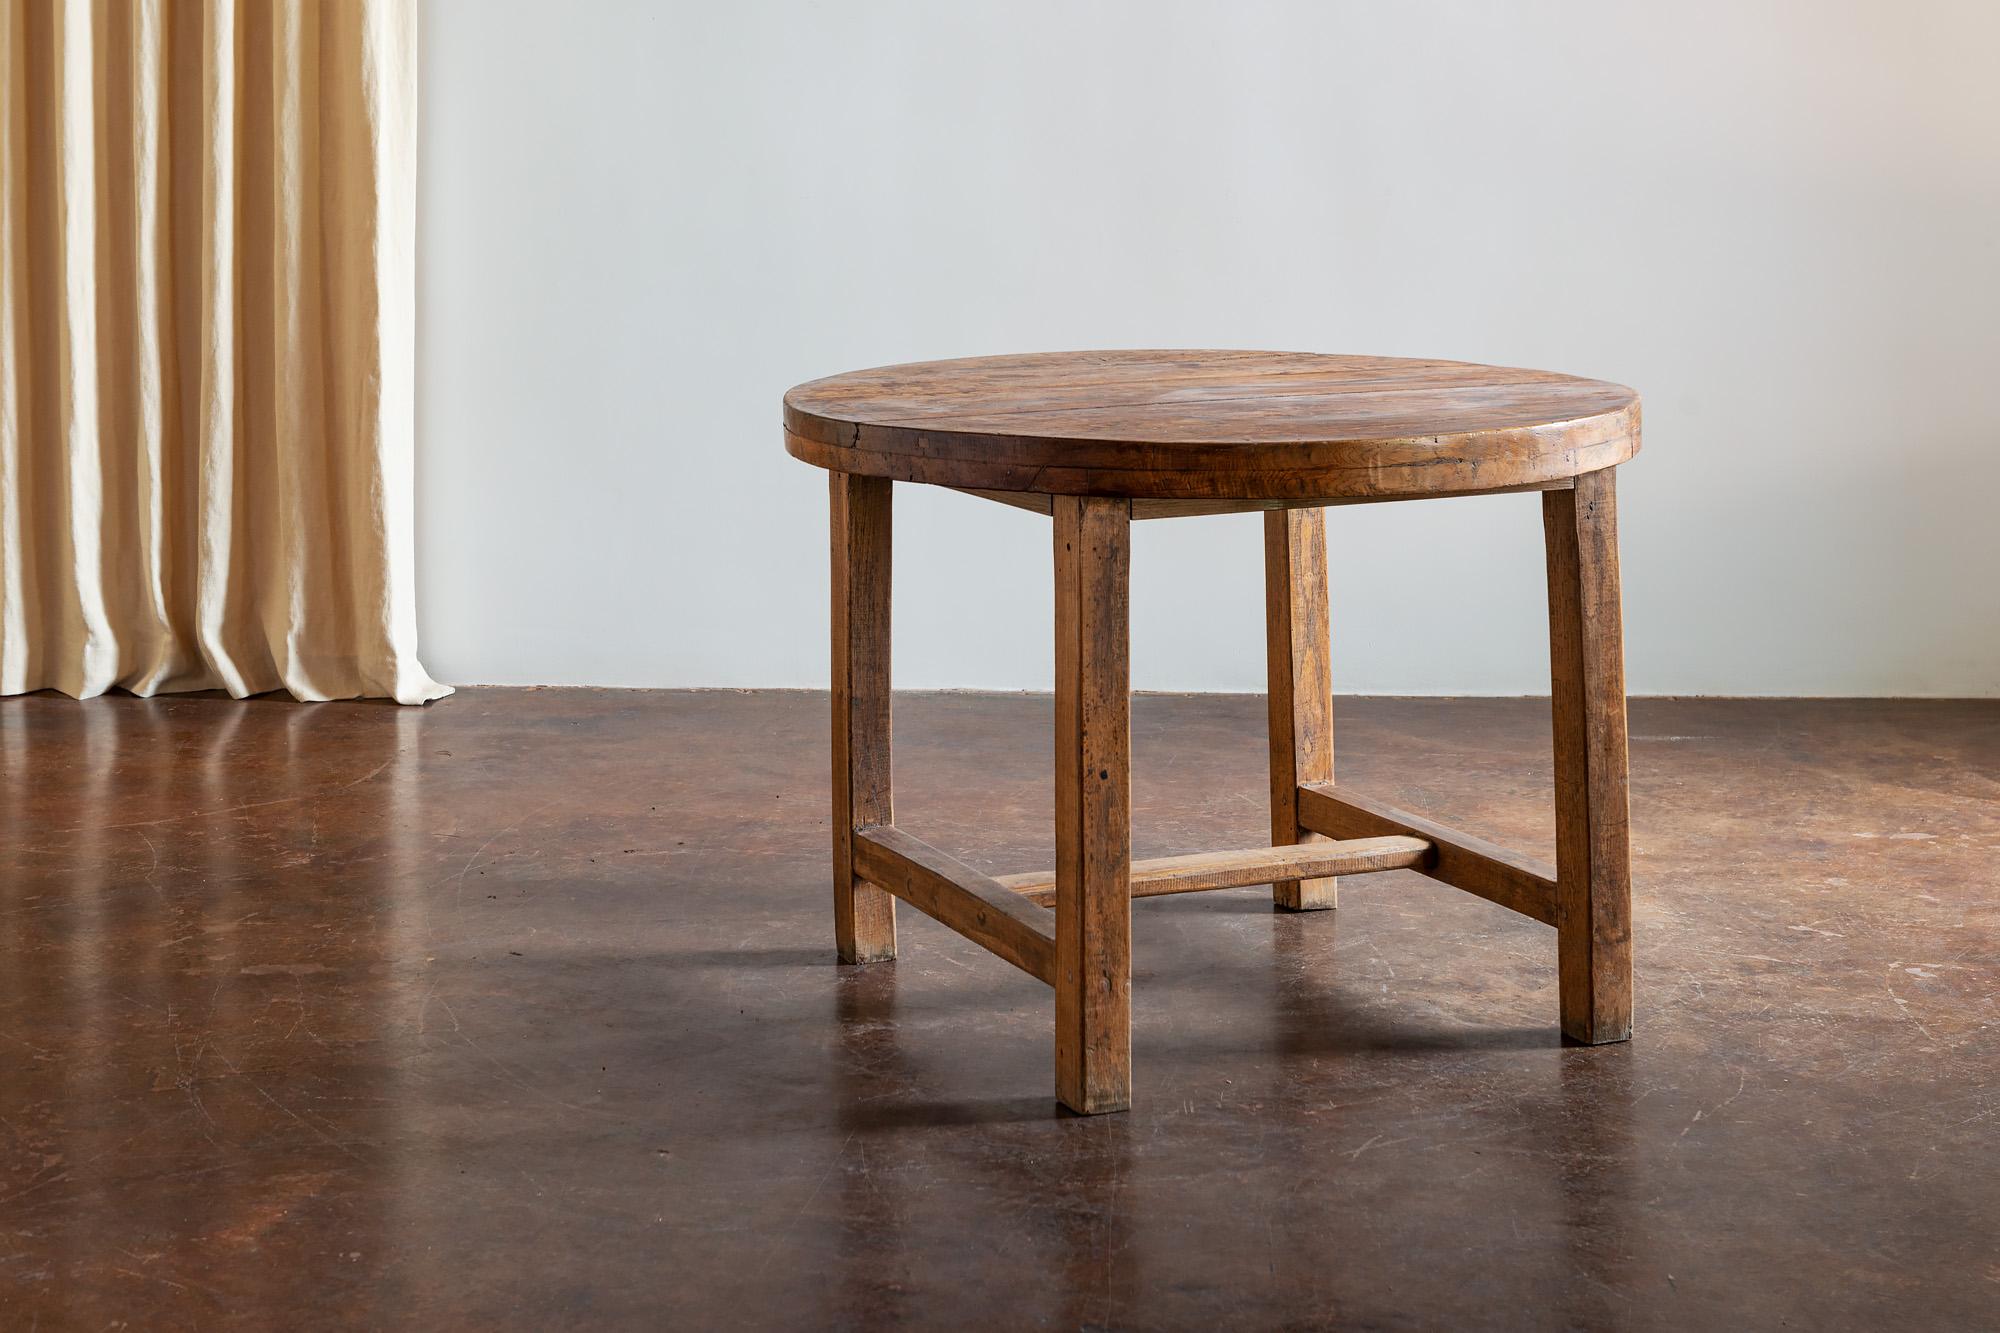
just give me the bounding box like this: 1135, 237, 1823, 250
785, 351, 1638, 1115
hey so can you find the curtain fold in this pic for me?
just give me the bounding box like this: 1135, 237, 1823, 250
0, 0, 445, 704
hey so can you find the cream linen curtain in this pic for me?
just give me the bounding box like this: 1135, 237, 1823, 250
0, 0, 445, 703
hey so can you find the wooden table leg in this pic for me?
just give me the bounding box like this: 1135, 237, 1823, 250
1543, 468, 1633, 1043
831, 473, 896, 964
1264, 507, 1337, 911
1054, 496, 1133, 1114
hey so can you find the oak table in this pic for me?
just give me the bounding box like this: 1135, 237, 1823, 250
784, 351, 1638, 1115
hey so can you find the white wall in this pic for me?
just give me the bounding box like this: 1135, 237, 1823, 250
416, 0, 2000, 696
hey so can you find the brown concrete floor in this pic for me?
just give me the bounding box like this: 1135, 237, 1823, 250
1, 688, 1995, 1330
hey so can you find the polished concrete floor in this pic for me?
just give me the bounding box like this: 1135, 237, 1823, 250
1, 688, 1995, 1329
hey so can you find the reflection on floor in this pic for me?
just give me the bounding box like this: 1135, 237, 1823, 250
1, 689, 1994, 1328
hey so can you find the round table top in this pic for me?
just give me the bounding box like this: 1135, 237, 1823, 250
784, 350, 1638, 502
